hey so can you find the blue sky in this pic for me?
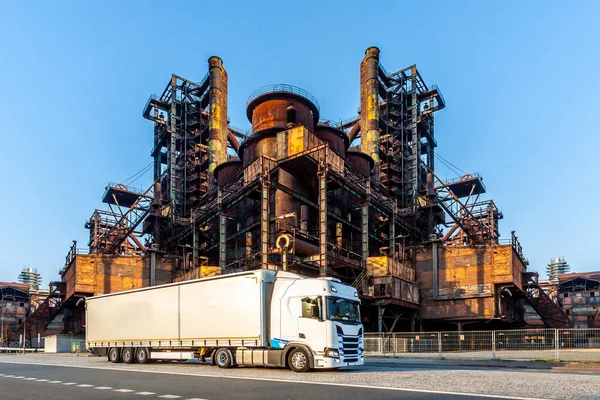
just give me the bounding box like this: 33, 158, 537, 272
1, 1, 598, 285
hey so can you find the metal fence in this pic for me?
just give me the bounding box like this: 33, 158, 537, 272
364, 328, 600, 362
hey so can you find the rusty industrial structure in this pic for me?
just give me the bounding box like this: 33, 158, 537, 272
525, 269, 600, 329
23, 47, 573, 340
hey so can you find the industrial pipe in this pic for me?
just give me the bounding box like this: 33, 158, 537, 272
347, 122, 361, 143
208, 56, 228, 176
360, 47, 380, 176
227, 130, 240, 152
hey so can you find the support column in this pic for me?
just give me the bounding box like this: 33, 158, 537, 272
150, 251, 156, 287
378, 305, 384, 332
261, 178, 270, 269
432, 240, 438, 300
168, 75, 178, 212
218, 188, 226, 272
361, 181, 370, 269
318, 166, 328, 277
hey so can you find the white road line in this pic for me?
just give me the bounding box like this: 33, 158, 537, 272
62, 382, 77, 385
13, 376, 25, 379
95, 386, 112, 390
4, 375, 15, 378
25, 377, 37, 380
159, 395, 181, 399
135, 391, 156, 396
36, 378, 49, 382
114, 389, 135, 393
48, 380, 63, 383
186, 398, 210, 400
0, 360, 550, 400
77, 384, 94, 387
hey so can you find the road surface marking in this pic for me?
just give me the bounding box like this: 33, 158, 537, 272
4, 375, 15, 378
48, 380, 63, 383
77, 384, 94, 387
135, 392, 156, 396
36, 378, 49, 382
159, 395, 181, 399
62, 382, 77, 385
186, 398, 210, 400
0, 360, 550, 400
25, 377, 37, 380
114, 389, 135, 392
95, 386, 113, 390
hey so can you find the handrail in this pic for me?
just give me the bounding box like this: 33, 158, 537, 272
246, 84, 320, 112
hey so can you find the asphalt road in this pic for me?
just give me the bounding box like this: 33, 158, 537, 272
0, 362, 525, 400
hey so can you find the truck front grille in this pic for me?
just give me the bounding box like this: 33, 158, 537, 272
336, 326, 363, 361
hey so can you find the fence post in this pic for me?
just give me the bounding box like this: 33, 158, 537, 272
492, 330, 496, 361
392, 333, 396, 357
379, 334, 383, 355
438, 332, 442, 360
554, 329, 559, 362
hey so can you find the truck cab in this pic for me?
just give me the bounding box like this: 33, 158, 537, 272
267, 273, 364, 370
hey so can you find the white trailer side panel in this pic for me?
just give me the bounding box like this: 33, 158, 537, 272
86, 272, 265, 346
179, 273, 261, 340
87, 285, 180, 343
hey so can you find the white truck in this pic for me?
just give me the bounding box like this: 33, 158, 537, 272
86, 270, 364, 372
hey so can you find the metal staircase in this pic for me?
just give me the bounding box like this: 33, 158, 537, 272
522, 272, 573, 328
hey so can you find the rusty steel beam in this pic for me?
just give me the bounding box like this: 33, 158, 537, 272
208, 56, 228, 176
360, 47, 380, 176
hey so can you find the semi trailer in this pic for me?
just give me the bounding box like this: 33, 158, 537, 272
86, 270, 364, 372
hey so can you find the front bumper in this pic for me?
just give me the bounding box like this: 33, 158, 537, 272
313, 355, 364, 369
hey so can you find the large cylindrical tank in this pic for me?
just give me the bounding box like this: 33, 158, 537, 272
315, 123, 350, 157
239, 85, 320, 167
213, 158, 242, 187
346, 150, 374, 177
238, 85, 321, 232
246, 85, 320, 134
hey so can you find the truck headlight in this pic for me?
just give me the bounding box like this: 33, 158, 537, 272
324, 348, 340, 358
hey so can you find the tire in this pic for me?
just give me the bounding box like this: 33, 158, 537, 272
108, 347, 122, 363
122, 347, 135, 364
288, 348, 311, 373
135, 347, 150, 364
214, 348, 233, 369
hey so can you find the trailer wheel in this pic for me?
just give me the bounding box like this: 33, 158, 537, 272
122, 347, 135, 364
214, 348, 233, 369
288, 348, 310, 373
135, 347, 150, 364
108, 347, 122, 363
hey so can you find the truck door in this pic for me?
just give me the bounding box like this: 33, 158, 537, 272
298, 297, 326, 350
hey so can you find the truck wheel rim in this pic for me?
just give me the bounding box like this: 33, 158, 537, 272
291, 352, 307, 369
218, 352, 228, 365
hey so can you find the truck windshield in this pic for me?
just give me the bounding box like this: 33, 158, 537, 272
326, 297, 361, 324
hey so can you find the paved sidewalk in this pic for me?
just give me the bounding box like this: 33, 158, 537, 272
367, 356, 600, 370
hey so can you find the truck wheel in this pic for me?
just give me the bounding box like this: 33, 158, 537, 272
135, 347, 150, 364
122, 347, 135, 364
214, 348, 232, 369
288, 348, 310, 372
108, 347, 122, 363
